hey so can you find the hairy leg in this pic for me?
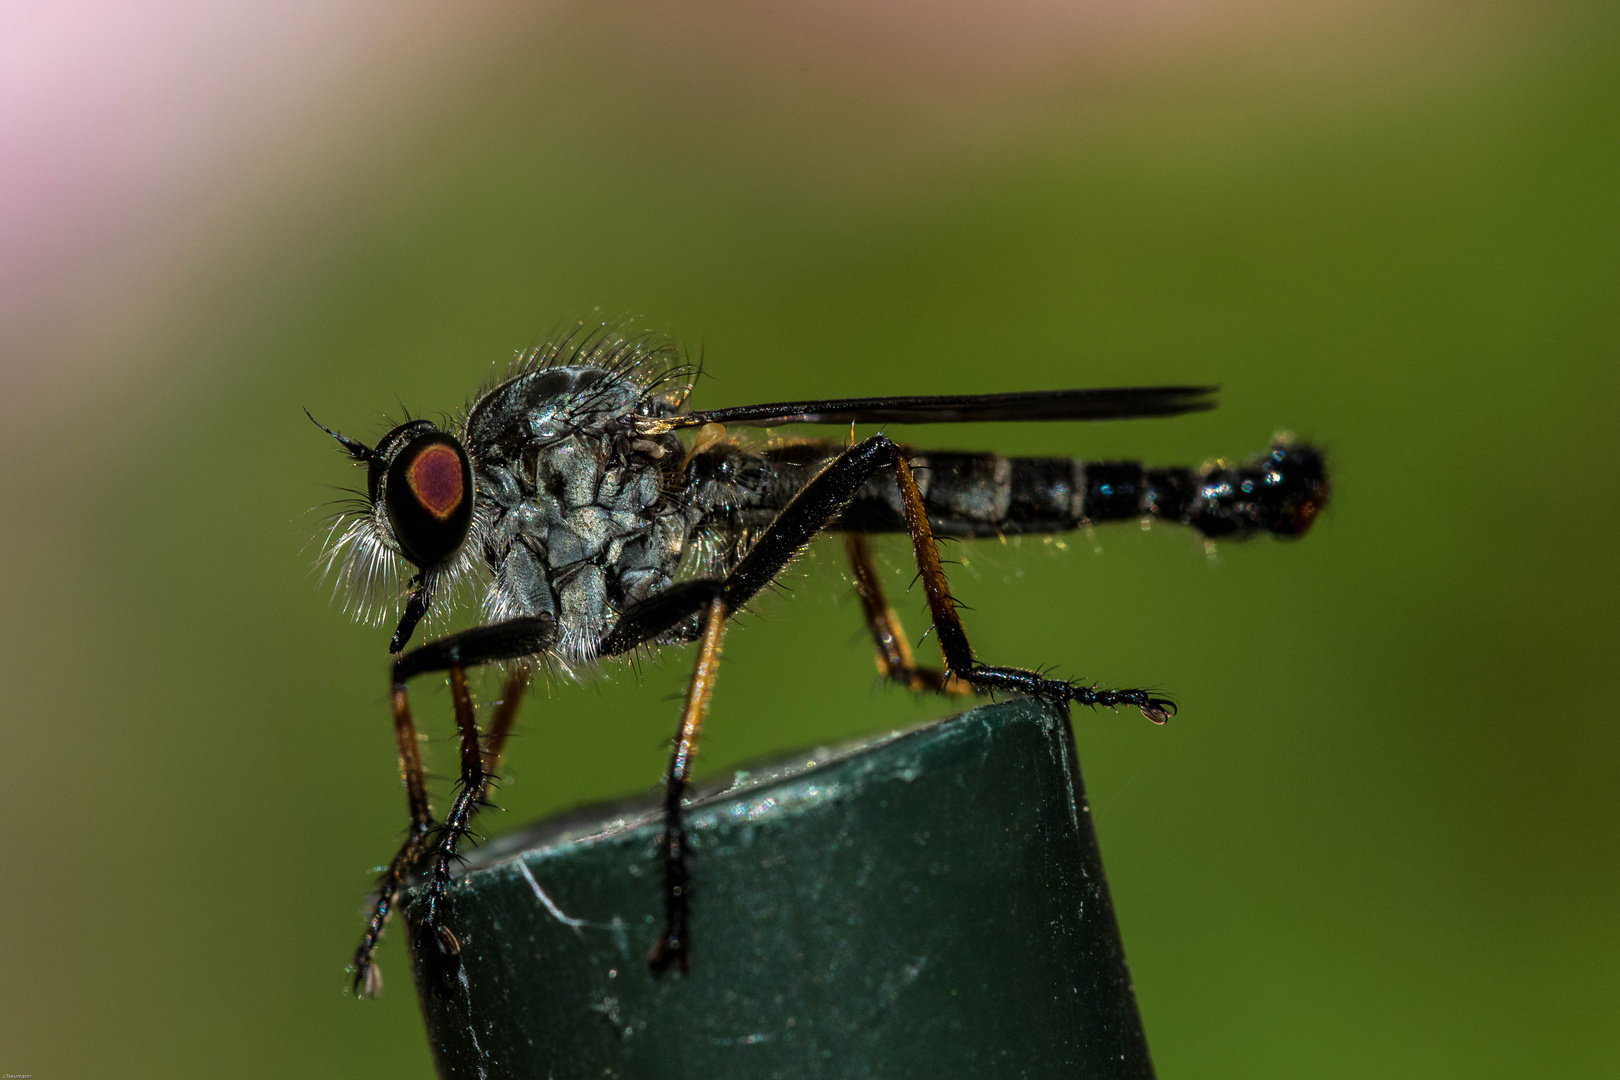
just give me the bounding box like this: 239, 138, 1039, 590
349, 683, 435, 998
349, 617, 552, 996
410, 666, 531, 996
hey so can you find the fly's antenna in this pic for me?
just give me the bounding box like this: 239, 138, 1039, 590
305, 408, 375, 463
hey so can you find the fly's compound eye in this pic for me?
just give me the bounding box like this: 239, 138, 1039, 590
383, 431, 474, 567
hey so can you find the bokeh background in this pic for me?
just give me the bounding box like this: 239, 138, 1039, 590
4, 0, 1618, 1076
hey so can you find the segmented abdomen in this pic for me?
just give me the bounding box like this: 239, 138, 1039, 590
828, 440, 1327, 540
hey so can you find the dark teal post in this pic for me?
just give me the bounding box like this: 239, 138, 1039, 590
408, 697, 1154, 1078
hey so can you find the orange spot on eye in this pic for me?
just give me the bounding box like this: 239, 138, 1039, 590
406, 444, 464, 521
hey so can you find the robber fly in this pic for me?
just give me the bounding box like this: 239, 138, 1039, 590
310, 324, 1328, 998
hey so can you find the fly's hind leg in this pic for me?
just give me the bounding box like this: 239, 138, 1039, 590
888, 454, 1176, 723
845, 533, 971, 696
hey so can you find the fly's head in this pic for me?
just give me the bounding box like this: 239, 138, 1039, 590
309, 410, 484, 652
309, 324, 697, 659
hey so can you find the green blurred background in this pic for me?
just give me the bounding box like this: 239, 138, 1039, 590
3, 0, 1618, 1075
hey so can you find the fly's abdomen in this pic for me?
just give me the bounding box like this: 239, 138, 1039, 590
836, 439, 1327, 540
1154, 440, 1329, 538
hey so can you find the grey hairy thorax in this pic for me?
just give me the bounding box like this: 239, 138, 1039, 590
467, 362, 692, 661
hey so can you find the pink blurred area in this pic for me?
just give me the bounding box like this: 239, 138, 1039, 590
0, 0, 468, 427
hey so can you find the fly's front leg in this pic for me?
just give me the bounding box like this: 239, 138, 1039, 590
890, 454, 1176, 723
845, 533, 971, 696
350, 683, 435, 998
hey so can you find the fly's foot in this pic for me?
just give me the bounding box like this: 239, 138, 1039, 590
350, 959, 383, 999
647, 907, 690, 976
348, 825, 433, 999
1067, 683, 1177, 724
413, 919, 462, 999
965, 665, 1176, 724
648, 931, 689, 976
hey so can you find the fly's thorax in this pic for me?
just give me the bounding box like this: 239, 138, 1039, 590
464, 364, 679, 463
468, 365, 690, 661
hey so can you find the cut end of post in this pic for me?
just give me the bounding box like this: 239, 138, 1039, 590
406, 698, 1154, 1080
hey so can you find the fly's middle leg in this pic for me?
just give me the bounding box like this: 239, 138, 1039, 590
605, 435, 935, 974
647, 595, 729, 975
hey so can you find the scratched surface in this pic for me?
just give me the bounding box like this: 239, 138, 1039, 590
407, 697, 1152, 1079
